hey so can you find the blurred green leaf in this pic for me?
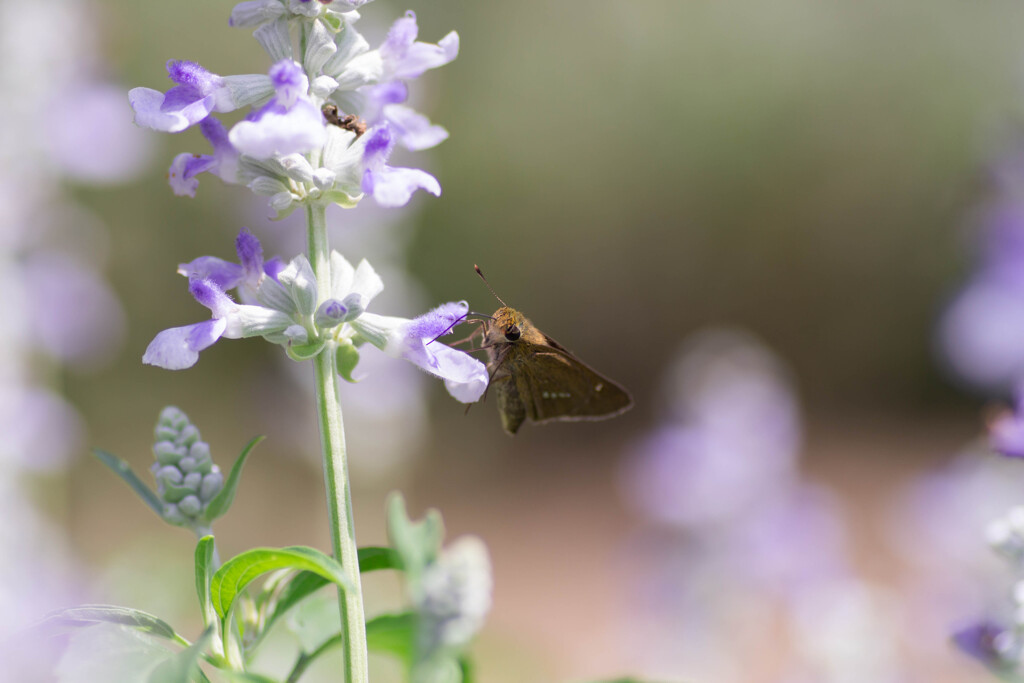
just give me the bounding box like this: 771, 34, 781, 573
287, 594, 341, 654
260, 571, 329, 644
358, 546, 403, 573
147, 627, 213, 683
387, 492, 444, 579
211, 546, 351, 620
203, 436, 263, 522
91, 449, 163, 518
43, 605, 184, 645
366, 612, 416, 666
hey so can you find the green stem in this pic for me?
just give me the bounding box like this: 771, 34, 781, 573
306, 203, 368, 683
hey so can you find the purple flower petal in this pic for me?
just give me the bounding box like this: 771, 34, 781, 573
189, 278, 237, 318
229, 98, 326, 159
380, 12, 459, 81
235, 228, 264, 279
362, 125, 394, 167
384, 104, 449, 151
363, 165, 441, 207
264, 257, 286, 281
268, 60, 307, 108
166, 60, 219, 91
177, 256, 245, 290
142, 319, 227, 370
394, 310, 487, 403
408, 301, 467, 340
129, 87, 214, 133
167, 153, 203, 197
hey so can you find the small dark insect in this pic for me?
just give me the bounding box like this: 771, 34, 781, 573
460, 266, 634, 435
321, 103, 367, 138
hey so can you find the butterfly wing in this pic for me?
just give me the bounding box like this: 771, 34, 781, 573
513, 339, 633, 425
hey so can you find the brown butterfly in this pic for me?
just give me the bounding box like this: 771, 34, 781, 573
461, 266, 633, 435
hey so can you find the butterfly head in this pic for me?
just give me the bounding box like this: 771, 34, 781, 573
492, 306, 525, 342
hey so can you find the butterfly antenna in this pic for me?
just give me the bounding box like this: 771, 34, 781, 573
474, 264, 509, 307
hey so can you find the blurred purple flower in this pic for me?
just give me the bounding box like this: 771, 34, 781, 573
952, 620, 1010, 670
939, 146, 1024, 392
621, 330, 801, 528
939, 276, 1024, 391
0, 386, 84, 470
23, 253, 125, 369
728, 483, 849, 595
43, 84, 154, 184
990, 388, 1024, 458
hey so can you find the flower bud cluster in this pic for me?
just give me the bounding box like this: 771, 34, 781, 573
150, 406, 223, 530
414, 536, 492, 655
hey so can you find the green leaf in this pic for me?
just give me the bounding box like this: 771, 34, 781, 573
202, 436, 264, 522
210, 546, 352, 620
43, 605, 183, 644
358, 546, 403, 573
194, 536, 218, 630
92, 449, 164, 518
336, 341, 361, 383
365, 612, 416, 665
386, 492, 444, 579
147, 627, 213, 683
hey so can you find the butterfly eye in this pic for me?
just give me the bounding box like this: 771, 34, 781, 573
504, 326, 521, 341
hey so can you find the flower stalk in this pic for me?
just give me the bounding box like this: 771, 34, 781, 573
307, 202, 368, 683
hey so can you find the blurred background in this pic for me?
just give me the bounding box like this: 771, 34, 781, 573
7, 0, 1024, 680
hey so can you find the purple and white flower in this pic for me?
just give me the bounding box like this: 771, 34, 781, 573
130, 60, 272, 133
177, 228, 284, 304
145, 232, 487, 401
142, 276, 293, 370
133, 4, 459, 210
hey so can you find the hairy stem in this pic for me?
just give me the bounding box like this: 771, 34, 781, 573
307, 203, 368, 682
